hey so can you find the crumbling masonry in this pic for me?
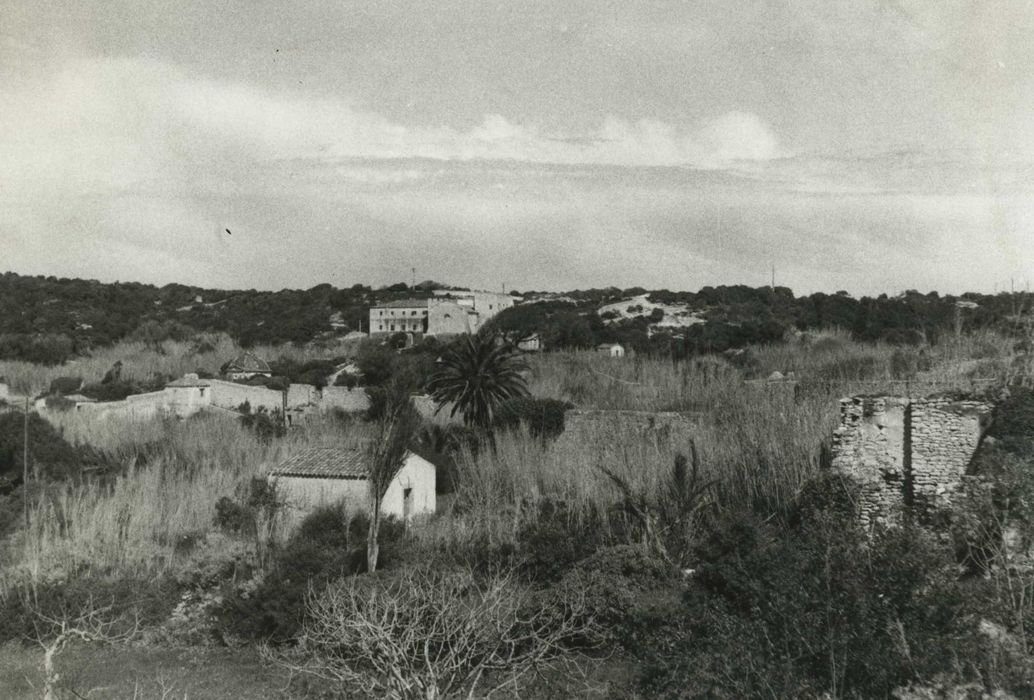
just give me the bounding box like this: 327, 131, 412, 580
831, 395, 993, 527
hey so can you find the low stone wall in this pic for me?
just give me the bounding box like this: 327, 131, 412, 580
208, 379, 283, 413
318, 386, 371, 413
556, 409, 699, 453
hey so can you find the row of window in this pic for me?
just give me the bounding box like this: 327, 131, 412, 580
376, 309, 428, 317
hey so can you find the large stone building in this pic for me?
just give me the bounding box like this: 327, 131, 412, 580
369, 290, 519, 337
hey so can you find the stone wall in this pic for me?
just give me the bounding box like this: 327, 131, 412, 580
831, 396, 909, 526
830, 394, 993, 526
208, 379, 284, 413
318, 386, 371, 413
910, 397, 993, 503
555, 409, 699, 454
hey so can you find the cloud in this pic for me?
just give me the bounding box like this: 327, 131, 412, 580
2, 55, 1032, 296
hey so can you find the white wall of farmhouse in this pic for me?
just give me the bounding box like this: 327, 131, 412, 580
270, 453, 436, 523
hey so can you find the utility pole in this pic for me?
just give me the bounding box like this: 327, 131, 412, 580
771, 265, 775, 289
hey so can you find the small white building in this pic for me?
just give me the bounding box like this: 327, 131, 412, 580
596, 343, 625, 358
164, 373, 213, 417
269, 446, 436, 523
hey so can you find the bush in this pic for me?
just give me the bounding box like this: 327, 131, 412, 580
0, 574, 180, 644
217, 507, 407, 642
557, 544, 681, 648
277, 564, 596, 699
493, 397, 574, 439
48, 376, 83, 395
515, 502, 610, 583
640, 511, 981, 698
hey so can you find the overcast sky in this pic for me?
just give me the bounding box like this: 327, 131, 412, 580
2, 1, 1033, 295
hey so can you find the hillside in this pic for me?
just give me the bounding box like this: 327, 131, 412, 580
0, 271, 1031, 364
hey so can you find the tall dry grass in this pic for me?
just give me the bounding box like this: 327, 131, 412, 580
2, 331, 1017, 593
0, 411, 372, 595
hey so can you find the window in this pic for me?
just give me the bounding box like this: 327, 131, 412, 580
489, 304, 493, 310
423, 310, 427, 315
390, 324, 396, 331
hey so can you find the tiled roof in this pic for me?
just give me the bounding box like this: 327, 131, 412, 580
371, 298, 431, 309
269, 447, 370, 479
226, 351, 271, 372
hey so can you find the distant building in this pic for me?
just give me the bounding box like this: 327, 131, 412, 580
369, 290, 520, 338
596, 343, 625, 358
369, 299, 431, 335
268, 446, 436, 522
431, 289, 518, 320
517, 333, 542, 352
224, 351, 272, 380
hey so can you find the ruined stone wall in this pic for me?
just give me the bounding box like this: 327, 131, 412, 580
830, 394, 994, 526
831, 396, 909, 526
909, 397, 993, 504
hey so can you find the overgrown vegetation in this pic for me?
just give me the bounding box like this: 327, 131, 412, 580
1, 319, 1032, 698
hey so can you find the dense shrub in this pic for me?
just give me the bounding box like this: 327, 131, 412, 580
557, 544, 682, 648
217, 507, 407, 642
48, 376, 84, 395
493, 397, 574, 439
0, 574, 180, 644
640, 511, 984, 698
514, 502, 612, 583
238, 406, 286, 442
0, 412, 81, 485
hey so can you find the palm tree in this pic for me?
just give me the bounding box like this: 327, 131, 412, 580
426, 334, 529, 429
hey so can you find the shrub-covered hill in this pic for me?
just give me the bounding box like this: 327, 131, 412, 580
0, 273, 446, 363
1, 270, 1031, 364
491, 285, 1034, 356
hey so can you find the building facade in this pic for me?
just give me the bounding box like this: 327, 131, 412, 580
269, 447, 436, 524
369, 290, 520, 337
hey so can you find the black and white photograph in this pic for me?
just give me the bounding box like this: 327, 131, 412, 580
2, 2, 1034, 697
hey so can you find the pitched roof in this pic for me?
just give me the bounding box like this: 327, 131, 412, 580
226, 351, 270, 373
371, 298, 431, 309
269, 446, 370, 479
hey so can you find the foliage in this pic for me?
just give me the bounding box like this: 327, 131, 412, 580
640, 512, 986, 699
427, 334, 530, 428
48, 376, 83, 395
492, 396, 573, 439
217, 507, 406, 642
0, 573, 179, 644
0, 412, 81, 485
557, 544, 682, 649
238, 405, 286, 442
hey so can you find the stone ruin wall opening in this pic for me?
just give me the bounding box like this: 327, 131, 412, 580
830, 394, 993, 526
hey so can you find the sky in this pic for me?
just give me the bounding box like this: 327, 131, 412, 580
2, 1, 1033, 295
